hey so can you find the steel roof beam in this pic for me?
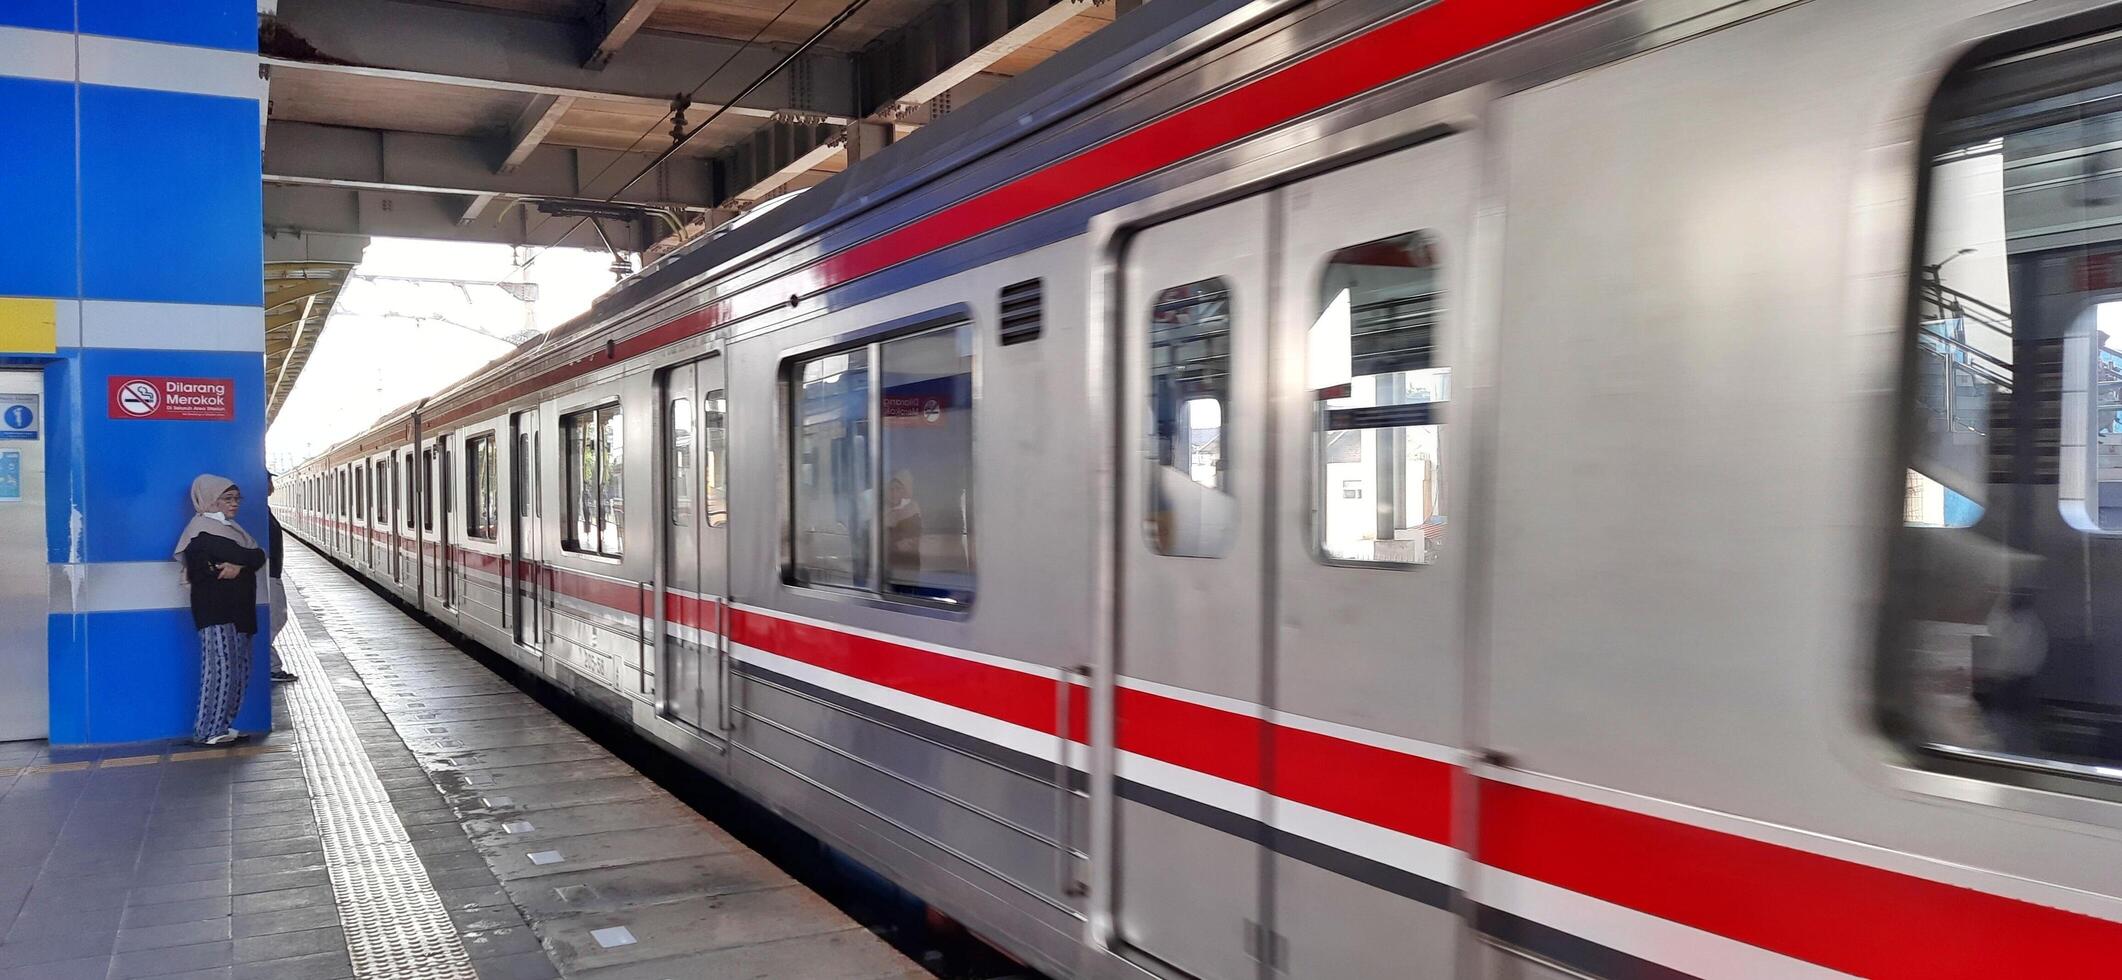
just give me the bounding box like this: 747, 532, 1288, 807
853, 0, 1091, 118
706, 0, 1085, 211
265, 121, 717, 210
585, 0, 667, 69
499, 95, 576, 175
267, 0, 855, 122
266, 184, 658, 251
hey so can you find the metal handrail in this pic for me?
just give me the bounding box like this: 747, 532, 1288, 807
1917, 331, 2015, 390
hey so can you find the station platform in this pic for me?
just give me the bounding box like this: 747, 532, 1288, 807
0, 545, 923, 980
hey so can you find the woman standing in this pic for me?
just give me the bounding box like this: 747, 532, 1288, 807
174, 474, 266, 746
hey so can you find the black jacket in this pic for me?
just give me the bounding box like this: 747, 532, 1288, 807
268, 515, 283, 579
183, 533, 266, 633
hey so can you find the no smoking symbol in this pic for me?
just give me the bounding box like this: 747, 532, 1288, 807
118, 381, 158, 417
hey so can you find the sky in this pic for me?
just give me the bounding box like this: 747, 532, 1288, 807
266, 238, 627, 469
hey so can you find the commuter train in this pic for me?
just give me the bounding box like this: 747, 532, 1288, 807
278, 0, 2122, 975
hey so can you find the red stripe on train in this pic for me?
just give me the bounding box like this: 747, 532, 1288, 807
727, 607, 1453, 845
729, 608, 1079, 739
421, 0, 1605, 430
1480, 780, 2122, 978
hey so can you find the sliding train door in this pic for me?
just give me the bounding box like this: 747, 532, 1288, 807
1108, 138, 1477, 980
1265, 138, 1475, 978
659, 355, 729, 736
511, 411, 544, 652
1114, 194, 1272, 980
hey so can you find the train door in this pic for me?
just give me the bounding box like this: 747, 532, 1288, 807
390, 452, 402, 583
364, 460, 377, 569
401, 449, 415, 587
1113, 194, 1272, 980
1265, 140, 1475, 978
439, 435, 456, 608
659, 356, 728, 735
511, 411, 543, 651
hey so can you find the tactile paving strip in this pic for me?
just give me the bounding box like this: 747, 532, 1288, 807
281, 615, 481, 980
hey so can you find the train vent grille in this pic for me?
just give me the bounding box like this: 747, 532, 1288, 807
999, 279, 1043, 346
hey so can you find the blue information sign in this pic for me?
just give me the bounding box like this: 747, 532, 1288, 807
0, 451, 19, 502
0, 394, 36, 441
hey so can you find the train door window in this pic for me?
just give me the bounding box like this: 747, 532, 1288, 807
1148, 278, 1235, 557
1888, 28, 2122, 776
669, 398, 693, 527
879, 322, 974, 602
466, 434, 498, 540
422, 449, 435, 531
1308, 232, 1446, 564
517, 433, 534, 518
704, 389, 728, 528
562, 404, 623, 557
792, 348, 873, 589
374, 462, 386, 523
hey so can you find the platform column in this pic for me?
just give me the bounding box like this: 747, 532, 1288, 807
0, 2, 268, 744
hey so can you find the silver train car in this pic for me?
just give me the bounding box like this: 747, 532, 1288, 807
278, 0, 2122, 975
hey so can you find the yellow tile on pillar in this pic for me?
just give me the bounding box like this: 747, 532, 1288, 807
0, 299, 57, 355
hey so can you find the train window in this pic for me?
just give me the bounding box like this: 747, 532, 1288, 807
403, 452, 416, 529
1888, 29, 2122, 776
1148, 279, 1234, 557
704, 389, 728, 528
879, 323, 975, 602
1309, 232, 1446, 565
669, 398, 693, 528
466, 434, 498, 540
788, 319, 976, 603
793, 348, 873, 589
563, 404, 623, 558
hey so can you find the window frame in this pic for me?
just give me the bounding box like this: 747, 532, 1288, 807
1305, 230, 1449, 570
779, 307, 978, 612
561, 401, 625, 559
465, 431, 500, 541
1879, 17, 2122, 810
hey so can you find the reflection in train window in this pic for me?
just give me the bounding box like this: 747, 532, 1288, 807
562, 404, 623, 557
669, 398, 693, 528
793, 348, 873, 589
704, 390, 728, 528
1889, 32, 2122, 775
880, 323, 974, 603
1148, 278, 1234, 558
1309, 232, 1446, 565
789, 320, 976, 604
466, 434, 498, 540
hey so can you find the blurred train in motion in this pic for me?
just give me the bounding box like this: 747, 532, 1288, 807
279, 0, 2122, 975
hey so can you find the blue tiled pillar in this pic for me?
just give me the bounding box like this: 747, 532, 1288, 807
2, 2, 268, 744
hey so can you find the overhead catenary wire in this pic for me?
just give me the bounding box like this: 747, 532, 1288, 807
514, 0, 878, 274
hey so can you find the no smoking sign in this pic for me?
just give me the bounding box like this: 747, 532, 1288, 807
116, 381, 158, 417
105, 377, 235, 421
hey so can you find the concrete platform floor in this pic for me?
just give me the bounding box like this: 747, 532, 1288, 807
0, 545, 922, 980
